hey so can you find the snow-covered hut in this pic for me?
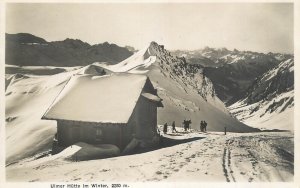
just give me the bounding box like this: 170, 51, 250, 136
42, 73, 163, 150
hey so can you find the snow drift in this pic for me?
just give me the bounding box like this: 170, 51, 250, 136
68, 142, 120, 161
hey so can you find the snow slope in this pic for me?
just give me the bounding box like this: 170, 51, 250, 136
5, 65, 107, 164
229, 59, 294, 131
5, 67, 80, 164
100, 42, 157, 73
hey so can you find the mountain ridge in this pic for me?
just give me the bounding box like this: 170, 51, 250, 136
173, 48, 293, 104
5, 33, 133, 67
229, 58, 294, 131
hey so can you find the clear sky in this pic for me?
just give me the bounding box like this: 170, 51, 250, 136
6, 3, 294, 53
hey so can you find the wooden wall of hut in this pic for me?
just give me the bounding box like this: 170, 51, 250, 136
131, 96, 158, 140
56, 120, 128, 149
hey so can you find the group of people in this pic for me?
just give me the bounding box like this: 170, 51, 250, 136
183, 119, 192, 131
162, 119, 208, 134
163, 121, 177, 134
200, 120, 208, 132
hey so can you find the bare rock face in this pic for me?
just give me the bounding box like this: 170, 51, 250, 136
146, 41, 217, 101
239, 58, 294, 105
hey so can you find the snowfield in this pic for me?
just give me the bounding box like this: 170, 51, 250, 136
6, 129, 293, 182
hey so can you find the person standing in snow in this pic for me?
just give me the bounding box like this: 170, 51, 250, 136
183, 120, 187, 131
188, 119, 192, 131
183, 119, 191, 132
200, 121, 204, 132
172, 121, 177, 133
204, 121, 208, 132
163, 123, 168, 134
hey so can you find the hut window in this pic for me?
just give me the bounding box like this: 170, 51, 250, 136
96, 128, 103, 139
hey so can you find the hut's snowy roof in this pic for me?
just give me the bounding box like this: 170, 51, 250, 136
43, 74, 149, 123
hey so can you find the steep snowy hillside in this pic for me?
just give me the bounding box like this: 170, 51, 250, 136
229, 58, 294, 131
100, 42, 257, 133
5, 66, 78, 164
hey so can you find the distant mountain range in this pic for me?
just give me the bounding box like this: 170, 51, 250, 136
6, 33, 294, 110
5, 33, 133, 66
173, 48, 293, 105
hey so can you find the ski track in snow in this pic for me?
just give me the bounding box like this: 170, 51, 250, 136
222, 145, 235, 182
6, 131, 293, 182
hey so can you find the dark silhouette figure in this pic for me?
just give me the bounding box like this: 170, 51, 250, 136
183, 120, 186, 131
172, 121, 177, 133
200, 121, 204, 132
204, 121, 208, 132
200, 121, 208, 132
183, 119, 192, 131
163, 123, 168, 134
